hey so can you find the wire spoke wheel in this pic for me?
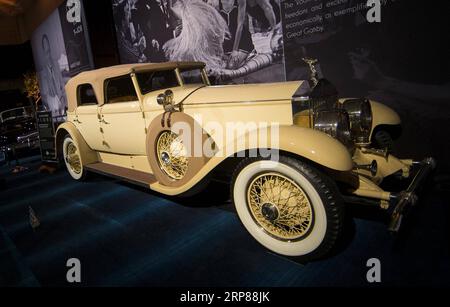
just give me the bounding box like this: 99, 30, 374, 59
65, 142, 81, 175
62, 136, 85, 181
247, 172, 314, 241
156, 131, 188, 180
233, 156, 344, 258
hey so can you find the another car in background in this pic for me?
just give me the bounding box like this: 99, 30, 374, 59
0, 106, 39, 164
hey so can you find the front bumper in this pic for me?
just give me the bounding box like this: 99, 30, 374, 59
0, 132, 40, 161
345, 153, 436, 233
388, 157, 437, 232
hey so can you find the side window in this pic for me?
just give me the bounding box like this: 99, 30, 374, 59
136, 70, 179, 95
105, 75, 138, 104
77, 84, 98, 106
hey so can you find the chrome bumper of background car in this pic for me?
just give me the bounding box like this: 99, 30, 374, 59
0, 132, 40, 160
16, 132, 39, 146
388, 157, 437, 232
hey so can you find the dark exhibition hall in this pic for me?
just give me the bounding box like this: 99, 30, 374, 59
0, 0, 449, 297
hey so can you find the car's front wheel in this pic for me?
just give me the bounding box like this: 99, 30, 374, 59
62, 135, 86, 181
231, 156, 344, 260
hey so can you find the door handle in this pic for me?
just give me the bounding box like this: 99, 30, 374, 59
98, 114, 109, 124
73, 117, 82, 124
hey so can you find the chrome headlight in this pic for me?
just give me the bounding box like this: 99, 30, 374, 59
359, 100, 373, 131
342, 98, 373, 141
314, 110, 352, 146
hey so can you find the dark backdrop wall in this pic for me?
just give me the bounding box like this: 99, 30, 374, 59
83, 0, 120, 68
0, 42, 34, 80
281, 0, 450, 168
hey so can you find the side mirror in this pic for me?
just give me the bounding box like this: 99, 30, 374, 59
164, 89, 174, 104
157, 89, 174, 106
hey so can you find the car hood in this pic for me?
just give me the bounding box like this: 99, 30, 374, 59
180, 81, 305, 105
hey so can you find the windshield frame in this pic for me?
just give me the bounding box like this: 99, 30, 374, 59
0, 107, 32, 124
135, 69, 181, 96
134, 66, 211, 96
177, 67, 210, 86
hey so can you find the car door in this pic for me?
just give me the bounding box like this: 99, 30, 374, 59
74, 83, 104, 151
99, 75, 147, 155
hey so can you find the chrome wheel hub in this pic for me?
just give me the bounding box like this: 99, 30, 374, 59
156, 131, 188, 180
160, 151, 171, 165
65, 142, 81, 174
261, 203, 279, 222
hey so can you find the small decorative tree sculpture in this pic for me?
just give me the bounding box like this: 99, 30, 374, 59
23, 71, 41, 111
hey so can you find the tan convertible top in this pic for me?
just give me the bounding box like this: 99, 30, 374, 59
65, 62, 205, 112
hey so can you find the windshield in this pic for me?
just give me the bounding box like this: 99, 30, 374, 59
136, 68, 208, 95
179, 68, 207, 85
136, 70, 180, 95
0, 107, 32, 123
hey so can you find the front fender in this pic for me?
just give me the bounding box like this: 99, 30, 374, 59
272, 125, 353, 171
150, 124, 353, 196
219, 125, 353, 172
55, 122, 98, 166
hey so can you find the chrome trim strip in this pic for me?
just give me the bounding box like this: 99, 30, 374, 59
186, 98, 290, 106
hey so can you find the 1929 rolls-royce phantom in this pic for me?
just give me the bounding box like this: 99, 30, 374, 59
56, 61, 435, 260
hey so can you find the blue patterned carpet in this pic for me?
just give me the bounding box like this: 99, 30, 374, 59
0, 156, 449, 287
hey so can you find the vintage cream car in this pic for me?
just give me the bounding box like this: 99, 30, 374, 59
57, 62, 435, 260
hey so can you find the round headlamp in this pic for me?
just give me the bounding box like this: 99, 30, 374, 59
314, 110, 352, 146
342, 98, 373, 134
359, 99, 373, 131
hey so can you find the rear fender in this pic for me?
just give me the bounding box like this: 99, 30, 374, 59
55, 122, 98, 165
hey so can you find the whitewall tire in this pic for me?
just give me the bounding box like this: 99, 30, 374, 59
62, 136, 85, 181
231, 156, 344, 259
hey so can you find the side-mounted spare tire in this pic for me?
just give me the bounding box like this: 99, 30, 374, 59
147, 112, 215, 191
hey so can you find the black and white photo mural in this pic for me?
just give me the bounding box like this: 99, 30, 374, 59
112, 0, 285, 84
31, 10, 69, 117
31, 0, 94, 117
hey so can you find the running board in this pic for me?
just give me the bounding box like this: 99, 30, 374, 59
85, 162, 157, 187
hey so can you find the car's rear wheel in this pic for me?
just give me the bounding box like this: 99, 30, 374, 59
62, 135, 86, 180
231, 155, 344, 260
